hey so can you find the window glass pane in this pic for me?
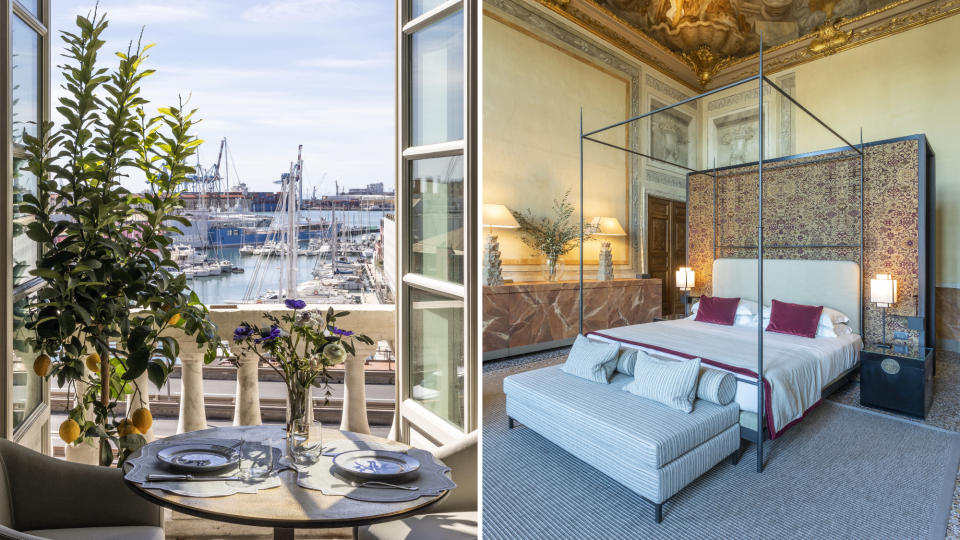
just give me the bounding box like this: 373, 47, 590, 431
409, 288, 463, 428
12, 18, 41, 287
12, 15, 40, 146
13, 293, 42, 432
13, 158, 38, 286
410, 11, 463, 146
411, 155, 463, 283
411, 0, 448, 19
16, 0, 40, 18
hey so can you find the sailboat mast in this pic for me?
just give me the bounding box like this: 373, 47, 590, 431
224, 138, 229, 211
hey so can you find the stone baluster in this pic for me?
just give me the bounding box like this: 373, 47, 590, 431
127, 371, 156, 442
233, 355, 262, 426
177, 342, 208, 434
341, 355, 371, 435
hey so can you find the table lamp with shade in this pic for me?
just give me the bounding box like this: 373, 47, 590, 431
870, 273, 897, 348
482, 204, 520, 286
676, 267, 695, 316
590, 217, 626, 281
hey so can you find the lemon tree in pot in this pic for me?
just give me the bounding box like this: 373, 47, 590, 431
20, 11, 222, 466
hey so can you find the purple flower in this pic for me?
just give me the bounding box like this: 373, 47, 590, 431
331, 327, 354, 337
255, 325, 281, 344
285, 299, 307, 310
233, 326, 255, 342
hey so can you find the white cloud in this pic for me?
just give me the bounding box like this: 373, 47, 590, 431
295, 57, 388, 68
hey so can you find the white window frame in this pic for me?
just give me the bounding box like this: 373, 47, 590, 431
3, 0, 51, 453
395, 0, 478, 446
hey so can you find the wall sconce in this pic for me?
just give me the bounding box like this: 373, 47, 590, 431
676, 267, 695, 316
870, 273, 897, 349
590, 217, 626, 281
482, 204, 520, 286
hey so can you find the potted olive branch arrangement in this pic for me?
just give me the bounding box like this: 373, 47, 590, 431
20, 10, 223, 467
231, 300, 374, 433
511, 188, 592, 281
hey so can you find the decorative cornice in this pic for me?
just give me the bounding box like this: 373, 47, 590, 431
529, 0, 701, 92
645, 75, 696, 109
730, 0, 960, 80
680, 46, 738, 89
707, 85, 771, 111
646, 169, 686, 189
520, 0, 960, 89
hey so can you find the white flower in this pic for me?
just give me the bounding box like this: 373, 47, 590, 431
322, 343, 347, 363
309, 356, 320, 370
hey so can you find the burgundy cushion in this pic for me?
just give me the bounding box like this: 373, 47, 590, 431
766, 299, 823, 339
694, 296, 740, 326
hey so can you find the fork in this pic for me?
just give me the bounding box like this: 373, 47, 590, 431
344, 479, 418, 491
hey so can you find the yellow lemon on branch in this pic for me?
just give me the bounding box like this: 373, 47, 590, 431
59, 419, 80, 444
33, 355, 51, 377
85, 353, 101, 373
132, 408, 153, 433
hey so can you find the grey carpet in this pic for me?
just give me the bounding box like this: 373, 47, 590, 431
483, 361, 960, 540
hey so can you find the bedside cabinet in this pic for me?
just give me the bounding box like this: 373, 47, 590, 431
860, 344, 934, 419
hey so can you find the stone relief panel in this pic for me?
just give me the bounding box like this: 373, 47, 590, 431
649, 97, 695, 169
645, 75, 696, 110
708, 104, 772, 167
776, 73, 796, 158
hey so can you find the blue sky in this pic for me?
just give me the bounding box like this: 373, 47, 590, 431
51, 0, 394, 194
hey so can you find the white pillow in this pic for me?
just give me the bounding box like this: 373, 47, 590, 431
692, 299, 759, 317
761, 305, 850, 329
733, 314, 758, 327
816, 323, 853, 338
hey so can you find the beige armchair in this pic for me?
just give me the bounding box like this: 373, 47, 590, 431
359, 430, 478, 540
0, 438, 164, 540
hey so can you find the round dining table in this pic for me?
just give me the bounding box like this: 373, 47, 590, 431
123, 425, 451, 540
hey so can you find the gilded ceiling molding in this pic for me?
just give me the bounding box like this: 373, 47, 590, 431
731, 0, 960, 79
530, 0, 701, 92
680, 46, 739, 89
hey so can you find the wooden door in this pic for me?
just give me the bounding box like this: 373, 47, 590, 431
647, 197, 687, 316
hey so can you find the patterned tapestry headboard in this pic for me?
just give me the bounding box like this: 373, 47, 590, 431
687, 138, 926, 346
712, 259, 862, 334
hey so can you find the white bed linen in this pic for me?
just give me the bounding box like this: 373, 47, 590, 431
590, 319, 862, 415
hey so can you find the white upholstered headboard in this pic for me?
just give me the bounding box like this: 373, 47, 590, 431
712, 259, 862, 334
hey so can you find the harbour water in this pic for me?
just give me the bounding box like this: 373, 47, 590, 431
186, 245, 368, 305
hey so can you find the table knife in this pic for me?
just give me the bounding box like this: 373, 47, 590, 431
147, 474, 240, 482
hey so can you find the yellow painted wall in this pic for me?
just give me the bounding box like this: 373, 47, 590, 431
793, 16, 960, 284
482, 14, 631, 266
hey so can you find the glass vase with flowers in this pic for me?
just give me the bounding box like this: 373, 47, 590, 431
231, 300, 373, 455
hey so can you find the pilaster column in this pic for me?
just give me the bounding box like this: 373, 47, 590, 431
233, 356, 262, 426
127, 371, 156, 442
341, 356, 371, 434
177, 345, 208, 434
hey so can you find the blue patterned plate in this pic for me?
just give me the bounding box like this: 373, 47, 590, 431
157, 443, 240, 473
332, 450, 421, 480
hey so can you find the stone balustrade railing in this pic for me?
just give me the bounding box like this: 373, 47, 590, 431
156, 304, 396, 436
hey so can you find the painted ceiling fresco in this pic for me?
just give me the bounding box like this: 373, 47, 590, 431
602, 0, 905, 58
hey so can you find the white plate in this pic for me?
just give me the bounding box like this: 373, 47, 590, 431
332, 450, 421, 480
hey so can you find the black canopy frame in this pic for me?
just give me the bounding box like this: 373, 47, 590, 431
578, 41, 865, 473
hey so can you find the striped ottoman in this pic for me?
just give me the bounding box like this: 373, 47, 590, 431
504, 365, 740, 523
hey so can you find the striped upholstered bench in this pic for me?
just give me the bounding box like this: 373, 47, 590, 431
504, 364, 740, 523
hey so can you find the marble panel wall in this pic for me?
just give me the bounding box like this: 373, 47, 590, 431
482, 279, 662, 354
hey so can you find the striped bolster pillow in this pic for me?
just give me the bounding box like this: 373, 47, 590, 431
696, 367, 737, 405
622, 353, 701, 413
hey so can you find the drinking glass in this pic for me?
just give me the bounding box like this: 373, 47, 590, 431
288, 419, 323, 467
239, 437, 275, 480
